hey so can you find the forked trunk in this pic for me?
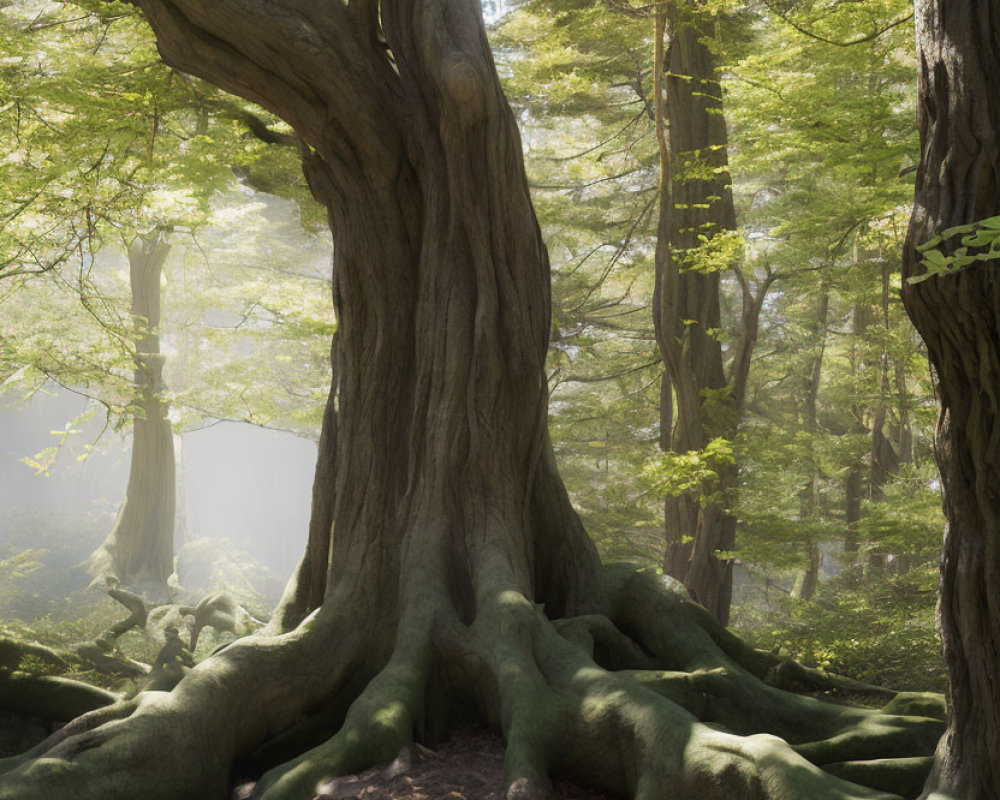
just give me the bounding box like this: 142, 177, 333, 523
89, 233, 175, 593
652, 7, 737, 624
901, 2, 1000, 797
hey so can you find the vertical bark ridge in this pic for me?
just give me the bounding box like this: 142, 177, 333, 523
902, 2, 1000, 797
139, 0, 602, 640
653, 5, 739, 624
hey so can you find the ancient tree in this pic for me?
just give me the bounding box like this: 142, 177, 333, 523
88, 233, 176, 594
900, 1, 1000, 798
0, 3, 943, 799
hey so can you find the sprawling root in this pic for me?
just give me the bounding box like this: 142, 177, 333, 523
0, 604, 365, 800
0, 566, 943, 800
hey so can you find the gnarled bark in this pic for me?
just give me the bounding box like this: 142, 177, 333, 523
0, 3, 944, 800
901, 2, 1000, 798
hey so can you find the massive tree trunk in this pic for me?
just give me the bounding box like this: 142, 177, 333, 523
1, 3, 943, 799
900, 2, 1000, 798
88, 233, 175, 595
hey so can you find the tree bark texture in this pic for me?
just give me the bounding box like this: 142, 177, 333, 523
870, 265, 898, 497
901, 2, 1000, 798
0, 4, 946, 800
652, 5, 738, 624
89, 233, 175, 593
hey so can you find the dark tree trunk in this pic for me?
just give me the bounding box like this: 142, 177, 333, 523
870, 262, 900, 502
792, 284, 829, 601
652, 6, 739, 625
843, 463, 863, 556
868, 262, 900, 572
901, 2, 1000, 798
843, 299, 874, 562
89, 233, 175, 594
0, 4, 946, 799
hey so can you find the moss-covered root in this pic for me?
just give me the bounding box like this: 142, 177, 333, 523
0, 624, 358, 800
526, 614, 903, 800
0, 673, 117, 723
603, 565, 896, 698
0, 696, 138, 776
249, 571, 934, 800
602, 566, 943, 750
251, 657, 426, 800
824, 758, 934, 800
0, 565, 943, 800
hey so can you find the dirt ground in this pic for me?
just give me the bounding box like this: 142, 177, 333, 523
232, 728, 616, 800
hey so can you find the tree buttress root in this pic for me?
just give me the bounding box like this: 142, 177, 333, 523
0, 565, 943, 800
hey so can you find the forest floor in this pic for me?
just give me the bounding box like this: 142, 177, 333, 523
231, 727, 614, 800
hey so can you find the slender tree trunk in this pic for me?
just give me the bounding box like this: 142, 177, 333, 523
868, 262, 899, 572
901, 3, 1000, 798
843, 299, 873, 562
843, 463, 863, 557
173, 432, 188, 547
870, 262, 899, 501
792, 284, 829, 601
652, 5, 738, 625
89, 233, 175, 594
892, 351, 914, 465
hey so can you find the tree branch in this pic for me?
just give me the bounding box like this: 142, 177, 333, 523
763, 2, 914, 48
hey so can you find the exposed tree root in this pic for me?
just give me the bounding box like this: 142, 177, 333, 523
0, 674, 117, 723
0, 566, 943, 800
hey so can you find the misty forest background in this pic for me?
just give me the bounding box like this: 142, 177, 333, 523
0, 0, 946, 719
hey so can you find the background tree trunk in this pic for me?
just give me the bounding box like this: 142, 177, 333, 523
792, 283, 829, 601
843, 299, 874, 562
901, 2, 1000, 798
89, 233, 175, 594
652, 5, 738, 625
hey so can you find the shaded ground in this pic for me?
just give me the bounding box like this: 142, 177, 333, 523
0, 712, 50, 759
232, 728, 614, 800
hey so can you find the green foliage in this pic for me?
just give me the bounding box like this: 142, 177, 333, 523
678, 229, 745, 275
911, 215, 1000, 282
735, 425, 840, 572
734, 563, 945, 692
1, 1, 330, 441
0, 549, 45, 581
643, 436, 734, 504
855, 462, 944, 560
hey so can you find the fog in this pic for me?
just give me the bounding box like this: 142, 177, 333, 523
0, 387, 314, 612
0, 188, 334, 621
